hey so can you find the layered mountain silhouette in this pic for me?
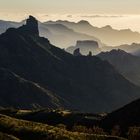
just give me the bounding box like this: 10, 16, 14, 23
2, 18, 140, 48
66, 40, 101, 55
0, 16, 140, 112
40, 23, 101, 48
0, 19, 101, 48
102, 43, 140, 56
98, 49, 140, 86
45, 20, 140, 46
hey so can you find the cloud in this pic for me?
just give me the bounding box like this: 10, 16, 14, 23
80, 15, 125, 18
67, 15, 73, 18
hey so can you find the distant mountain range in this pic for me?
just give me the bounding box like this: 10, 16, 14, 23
39, 23, 101, 48
45, 20, 140, 46
98, 49, 140, 86
102, 43, 140, 56
0, 20, 22, 33
0, 16, 140, 113
67, 41, 140, 56
1, 18, 140, 49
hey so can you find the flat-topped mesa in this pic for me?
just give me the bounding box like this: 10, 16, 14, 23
76, 40, 99, 49
25, 15, 39, 36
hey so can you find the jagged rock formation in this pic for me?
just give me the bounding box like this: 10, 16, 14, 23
73, 48, 82, 56
25, 15, 39, 36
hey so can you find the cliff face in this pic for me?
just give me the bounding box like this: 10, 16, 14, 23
0, 16, 140, 113
25, 15, 39, 36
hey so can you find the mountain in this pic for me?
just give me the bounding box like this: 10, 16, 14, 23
73, 48, 82, 56
98, 49, 140, 86
0, 16, 140, 113
2, 19, 140, 48
0, 19, 101, 48
102, 43, 140, 56
45, 20, 140, 46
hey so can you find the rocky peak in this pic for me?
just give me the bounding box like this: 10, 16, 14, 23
25, 15, 39, 36
9, 15, 39, 36
73, 48, 82, 56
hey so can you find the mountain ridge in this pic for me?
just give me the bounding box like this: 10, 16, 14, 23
45, 20, 140, 46
0, 16, 140, 113
98, 49, 140, 86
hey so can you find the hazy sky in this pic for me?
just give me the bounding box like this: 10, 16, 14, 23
0, 0, 140, 14
0, 0, 140, 32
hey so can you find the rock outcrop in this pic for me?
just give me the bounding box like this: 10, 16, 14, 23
73, 48, 82, 56
25, 15, 39, 36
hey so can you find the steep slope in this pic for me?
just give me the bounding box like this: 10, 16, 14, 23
98, 49, 140, 86
0, 16, 140, 113
45, 20, 140, 46
0, 68, 62, 109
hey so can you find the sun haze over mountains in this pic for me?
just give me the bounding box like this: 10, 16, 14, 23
1, 1, 140, 140
0, 0, 140, 32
